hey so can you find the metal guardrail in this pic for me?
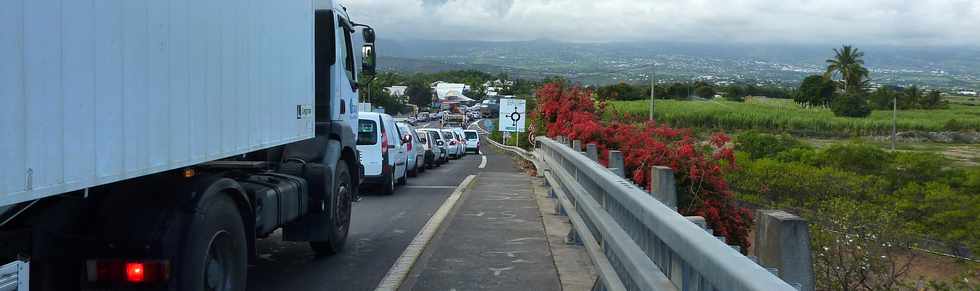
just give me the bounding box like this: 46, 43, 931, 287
536, 137, 797, 291
0, 260, 28, 291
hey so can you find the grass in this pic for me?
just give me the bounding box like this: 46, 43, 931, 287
608, 97, 980, 136
947, 95, 980, 106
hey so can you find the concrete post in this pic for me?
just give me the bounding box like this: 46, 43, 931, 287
585, 144, 598, 162
755, 210, 814, 291
607, 150, 625, 178
572, 140, 582, 152
685, 216, 706, 230
651, 166, 677, 209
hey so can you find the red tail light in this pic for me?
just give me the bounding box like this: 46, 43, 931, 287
450, 140, 456, 145
126, 263, 145, 283
86, 259, 169, 285
381, 132, 389, 155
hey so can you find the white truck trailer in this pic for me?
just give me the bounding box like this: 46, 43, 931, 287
0, 1, 375, 290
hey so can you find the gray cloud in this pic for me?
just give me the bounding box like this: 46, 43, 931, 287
340, 0, 980, 46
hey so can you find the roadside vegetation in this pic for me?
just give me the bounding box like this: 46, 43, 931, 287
728, 131, 980, 288
586, 45, 980, 289
607, 98, 980, 136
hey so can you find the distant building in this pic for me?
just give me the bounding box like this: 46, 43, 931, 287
384, 86, 407, 97
384, 85, 409, 103
956, 90, 978, 96
431, 81, 472, 101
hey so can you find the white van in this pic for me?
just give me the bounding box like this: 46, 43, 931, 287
464, 130, 481, 153
358, 112, 409, 194
397, 122, 426, 177
451, 128, 467, 157
440, 129, 461, 159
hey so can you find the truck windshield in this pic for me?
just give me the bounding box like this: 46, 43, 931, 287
357, 120, 378, 145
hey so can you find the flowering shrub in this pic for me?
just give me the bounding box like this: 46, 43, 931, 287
533, 81, 753, 250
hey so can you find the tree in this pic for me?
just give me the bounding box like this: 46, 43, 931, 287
920, 90, 945, 109
901, 85, 922, 109
869, 86, 897, 110
723, 85, 746, 102
596, 82, 643, 100
405, 79, 432, 108
824, 45, 870, 94
831, 93, 872, 117
796, 75, 835, 108
694, 85, 716, 99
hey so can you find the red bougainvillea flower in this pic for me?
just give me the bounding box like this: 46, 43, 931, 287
533, 80, 753, 252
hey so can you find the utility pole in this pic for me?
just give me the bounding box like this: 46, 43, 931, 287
649, 68, 655, 121
892, 96, 897, 150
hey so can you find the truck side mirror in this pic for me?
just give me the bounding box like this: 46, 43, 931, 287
361, 44, 376, 76
362, 27, 375, 43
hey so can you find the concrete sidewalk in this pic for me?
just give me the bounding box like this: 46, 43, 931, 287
399, 169, 562, 291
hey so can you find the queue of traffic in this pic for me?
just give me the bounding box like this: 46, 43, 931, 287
356, 112, 482, 195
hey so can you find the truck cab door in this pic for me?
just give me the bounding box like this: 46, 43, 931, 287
335, 13, 359, 131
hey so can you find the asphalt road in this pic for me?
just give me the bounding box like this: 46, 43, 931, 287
246, 120, 493, 291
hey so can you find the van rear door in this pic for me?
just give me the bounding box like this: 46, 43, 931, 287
356, 118, 383, 176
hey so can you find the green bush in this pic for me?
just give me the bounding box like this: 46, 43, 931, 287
734, 131, 808, 160
728, 158, 888, 207
813, 143, 893, 175
830, 93, 873, 118
891, 182, 980, 252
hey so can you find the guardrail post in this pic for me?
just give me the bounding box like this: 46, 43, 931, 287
566, 228, 582, 245
650, 166, 677, 209
755, 210, 815, 291
608, 150, 625, 178
572, 140, 582, 152
685, 216, 707, 230
586, 144, 598, 161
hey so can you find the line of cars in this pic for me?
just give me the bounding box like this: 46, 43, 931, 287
356, 112, 481, 194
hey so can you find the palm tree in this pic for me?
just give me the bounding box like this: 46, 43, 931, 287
824, 45, 870, 93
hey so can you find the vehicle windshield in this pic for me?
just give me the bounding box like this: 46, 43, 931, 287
465, 132, 478, 139
442, 131, 454, 139
357, 120, 378, 145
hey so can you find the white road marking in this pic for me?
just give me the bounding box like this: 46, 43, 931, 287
374, 175, 478, 291
479, 155, 487, 169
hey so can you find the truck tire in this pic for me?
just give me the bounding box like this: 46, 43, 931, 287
177, 195, 247, 291
310, 162, 353, 255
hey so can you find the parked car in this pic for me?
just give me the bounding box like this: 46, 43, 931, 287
417, 112, 430, 122
451, 128, 467, 157
440, 128, 461, 159
418, 129, 438, 168
421, 129, 449, 165
397, 122, 425, 177
406, 117, 417, 125
464, 130, 480, 153
358, 112, 409, 194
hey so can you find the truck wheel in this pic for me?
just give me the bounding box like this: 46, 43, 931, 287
177, 195, 247, 291
310, 162, 352, 255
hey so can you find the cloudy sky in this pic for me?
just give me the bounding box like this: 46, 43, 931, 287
339, 0, 980, 46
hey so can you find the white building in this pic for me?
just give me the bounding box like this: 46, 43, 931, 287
384, 86, 408, 97
431, 81, 472, 101
956, 90, 978, 96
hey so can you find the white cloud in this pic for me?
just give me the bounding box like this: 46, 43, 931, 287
339, 0, 980, 46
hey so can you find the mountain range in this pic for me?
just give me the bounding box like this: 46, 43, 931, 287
375, 38, 980, 89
